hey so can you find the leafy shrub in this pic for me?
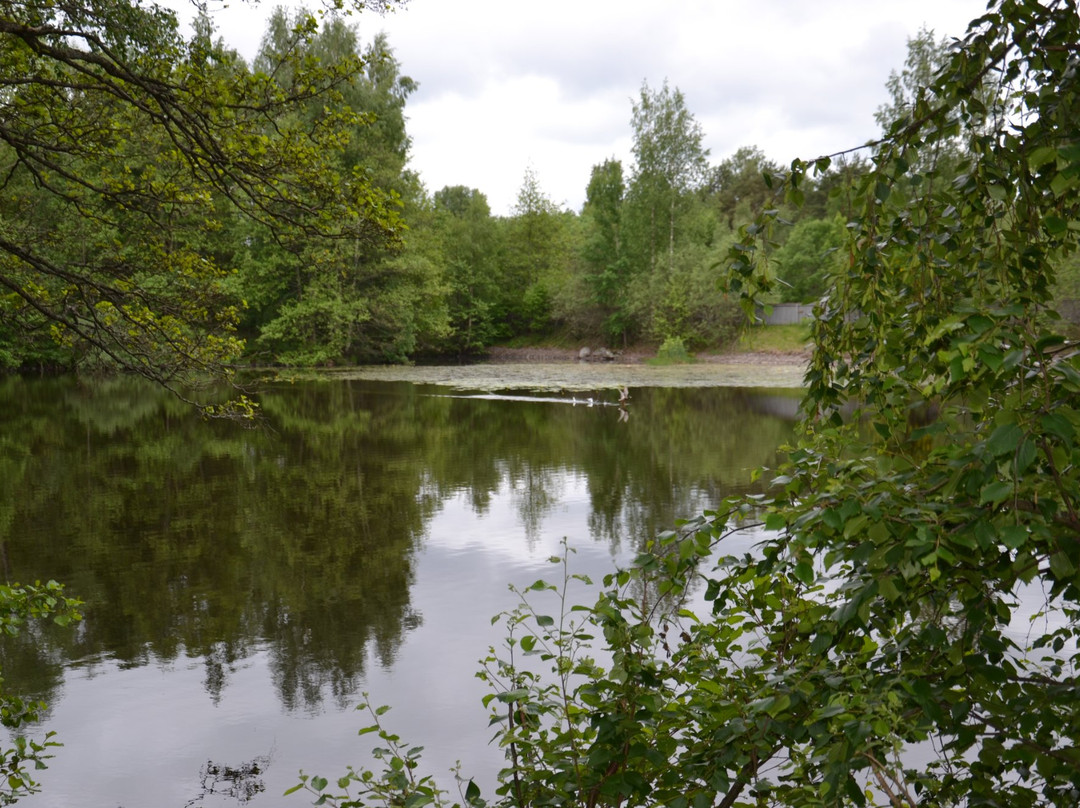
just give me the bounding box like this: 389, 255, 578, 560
653, 335, 692, 364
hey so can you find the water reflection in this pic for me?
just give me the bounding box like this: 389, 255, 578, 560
0, 374, 797, 806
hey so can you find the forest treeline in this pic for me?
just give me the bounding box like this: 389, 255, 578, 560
2, 9, 1076, 372
229, 10, 865, 364
0, 6, 854, 371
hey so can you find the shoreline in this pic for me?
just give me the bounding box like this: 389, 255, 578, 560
321, 349, 809, 391
481, 345, 811, 367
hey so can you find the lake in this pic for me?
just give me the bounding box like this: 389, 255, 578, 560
0, 367, 802, 808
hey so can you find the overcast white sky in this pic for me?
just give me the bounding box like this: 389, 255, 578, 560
189, 0, 988, 215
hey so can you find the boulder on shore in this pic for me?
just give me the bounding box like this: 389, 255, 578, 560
578, 346, 618, 362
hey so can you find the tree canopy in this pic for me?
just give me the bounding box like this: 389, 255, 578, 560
0, 0, 406, 408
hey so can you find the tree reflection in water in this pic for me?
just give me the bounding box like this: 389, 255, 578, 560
0, 373, 797, 804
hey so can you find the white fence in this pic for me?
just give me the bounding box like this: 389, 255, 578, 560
754, 303, 816, 325
753, 299, 1080, 327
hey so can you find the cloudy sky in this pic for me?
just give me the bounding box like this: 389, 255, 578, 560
194, 0, 988, 215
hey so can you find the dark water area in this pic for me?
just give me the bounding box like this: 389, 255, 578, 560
0, 374, 798, 807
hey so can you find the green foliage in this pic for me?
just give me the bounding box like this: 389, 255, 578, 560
625, 80, 709, 279
717, 0, 1080, 801
289, 701, 453, 808
295, 1, 1080, 806
650, 336, 693, 364
0, 0, 406, 408
578, 159, 633, 343
564, 90, 746, 350
707, 145, 782, 231
0, 581, 81, 806
431, 186, 504, 357
772, 216, 846, 303
634, 232, 744, 349
873, 25, 988, 177
499, 168, 578, 339
240, 14, 444, 365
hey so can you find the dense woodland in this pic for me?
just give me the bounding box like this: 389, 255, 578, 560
8, 8, 1075, 373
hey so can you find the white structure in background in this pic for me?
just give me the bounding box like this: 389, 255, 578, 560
754, 303, 816, 325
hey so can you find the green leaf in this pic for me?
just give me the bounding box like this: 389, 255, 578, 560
999, 525, 1028, 549
465, 779, 482, 803
985, 423, 1023, 457
978, 344, 1004, 371
497, 689, 529, 703
1015, 438, 1037, 473
766, 693, 791, 717
967, 314, 994, 334
810, 632, 834, 654
764, 512, 786, 531
1029, 146, 1058, 168
1049, 552, 1077, 580
1051, 172, 1075, 197
1044, 215, 1068, 235
793, 561, 815, 585
1035, 334, 1066, 354
1042, 412, 1075, 442
878, 575, 901, 601
843, 514, 869, 539
980, 480, 1013, 505
404, 792, 433, 808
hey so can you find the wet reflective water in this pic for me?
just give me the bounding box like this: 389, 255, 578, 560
0, 374, 799, 807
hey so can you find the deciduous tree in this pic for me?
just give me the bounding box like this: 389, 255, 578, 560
501, 167, 576, 336
240, 11, 438, 365
0, 0, 405, 404
433, 185, 503, 357
873, 25, 981, 175
708, 145, 781, 231
626, 80, 709, 277
579, 158, 633, 343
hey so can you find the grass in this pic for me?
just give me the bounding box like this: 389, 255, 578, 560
735, 323, 812, 353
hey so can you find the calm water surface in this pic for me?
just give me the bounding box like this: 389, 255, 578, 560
0, 374, 800, 807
